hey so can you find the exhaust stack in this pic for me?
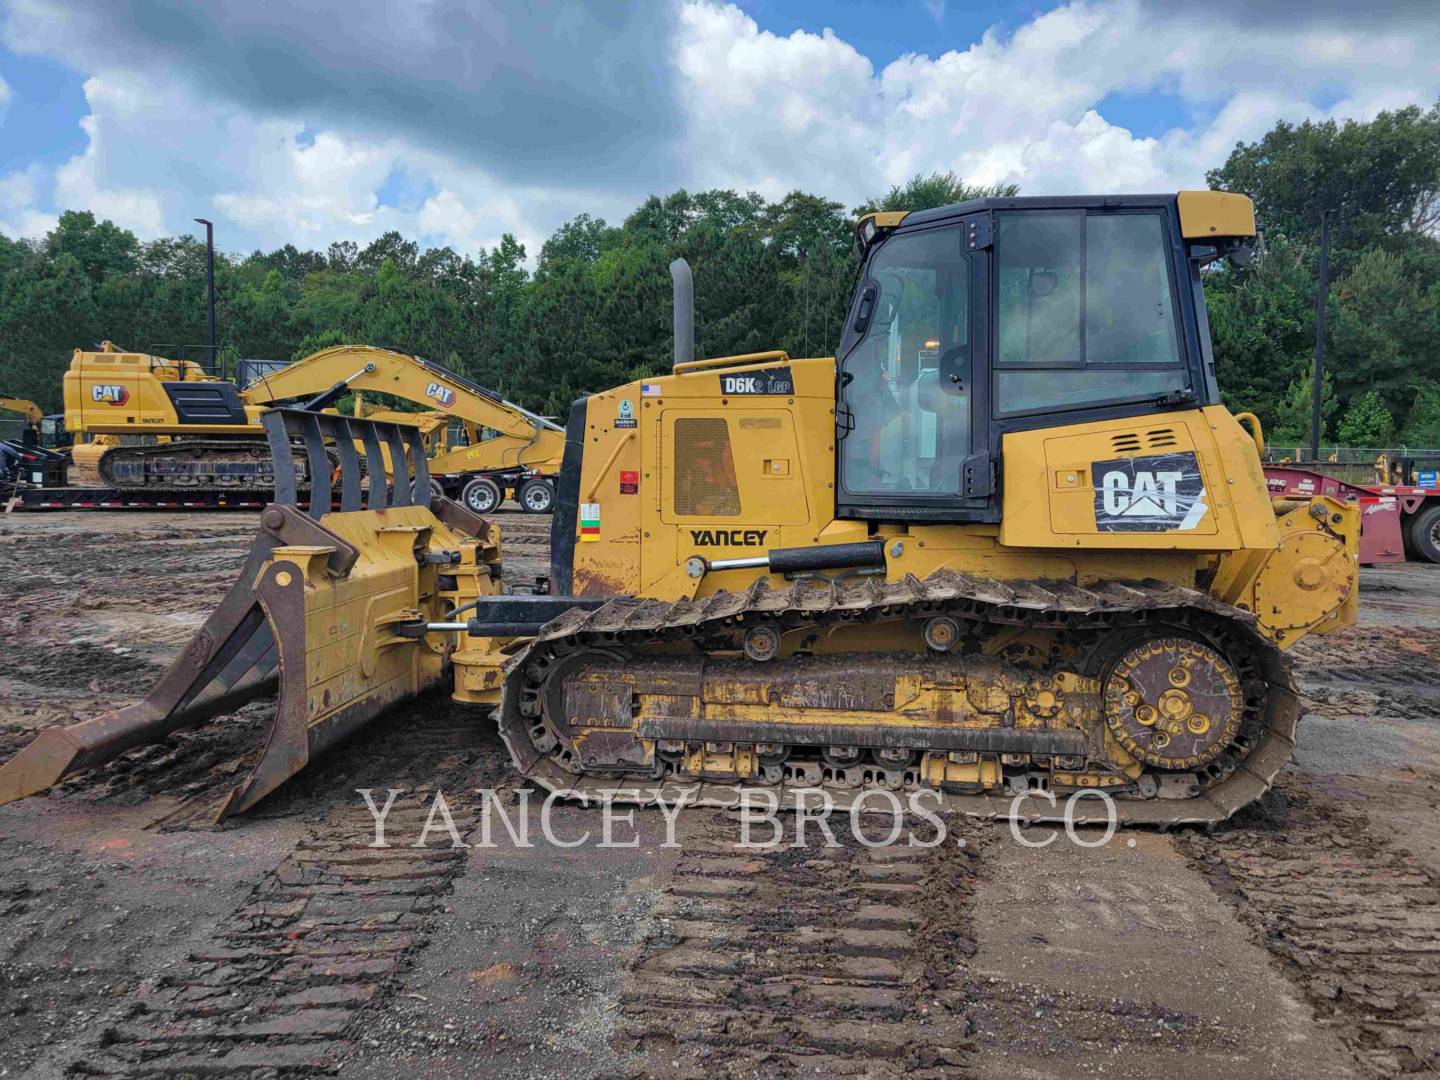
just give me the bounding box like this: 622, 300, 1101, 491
670, 257, 693, 367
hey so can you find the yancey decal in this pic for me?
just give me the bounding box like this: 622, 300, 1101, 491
690, 528, 768, 546
1093, 451, 1208, 533
720, 366, 794, 396
91, 384, 130, 405
615, 398, 637, 429
425, 381, 456, 408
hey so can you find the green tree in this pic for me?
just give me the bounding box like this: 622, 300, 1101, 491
1203, 236, 1318, 428
1400, 384, 1440, 447
856, 171, 1018, 215
1207, 103, 1440, 255
1269, 363, 1339, 446
1328, 247, 1436, 416
1338, 389, 1396, 447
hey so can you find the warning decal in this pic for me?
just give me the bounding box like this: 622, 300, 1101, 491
579, 502, 601, 541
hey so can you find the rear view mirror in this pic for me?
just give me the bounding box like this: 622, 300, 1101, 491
1227, 242, 1256, 269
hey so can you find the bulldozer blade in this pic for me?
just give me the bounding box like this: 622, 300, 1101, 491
0, 408, 490, 820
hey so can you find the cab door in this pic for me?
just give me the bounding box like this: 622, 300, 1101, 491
835, 214, 994, 522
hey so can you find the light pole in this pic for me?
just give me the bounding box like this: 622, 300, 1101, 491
1309, 209, 1332, 462
194, 218, 217, 376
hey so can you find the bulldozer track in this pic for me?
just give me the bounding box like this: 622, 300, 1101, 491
60, 718, 490, 1077
1178, 780, 1440, 1077
620, 811, 986, 1076
499, 571, 1299, 827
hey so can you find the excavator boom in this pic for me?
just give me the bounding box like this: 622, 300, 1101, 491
240, 346, 566, 511
0, 396, 45, 427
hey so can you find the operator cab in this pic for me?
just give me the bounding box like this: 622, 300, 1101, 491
836, 192, 1254, 522
38, 414, 71, 450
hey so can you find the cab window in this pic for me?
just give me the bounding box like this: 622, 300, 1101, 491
840, 225, 971, 497
994, 211, 1185, 415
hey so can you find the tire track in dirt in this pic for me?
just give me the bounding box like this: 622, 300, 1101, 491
51, 711, 512, 1077
619, 813, 986, 1078
1177, 777, 1440, 1077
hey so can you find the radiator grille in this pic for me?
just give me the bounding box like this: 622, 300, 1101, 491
674, 418, 740, 516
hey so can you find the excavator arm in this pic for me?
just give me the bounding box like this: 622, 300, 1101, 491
0, 396, 45, 428
239, 345, 561, 453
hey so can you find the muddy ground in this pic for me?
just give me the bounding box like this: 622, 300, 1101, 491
0, 508, 1437, 1079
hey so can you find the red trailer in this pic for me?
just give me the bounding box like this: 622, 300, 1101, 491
1264, 463, 1440, 565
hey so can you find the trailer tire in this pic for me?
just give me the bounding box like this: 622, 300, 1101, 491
462, 476, 502, 514
519, 477, 555, 514
1408, 504, 1440, 563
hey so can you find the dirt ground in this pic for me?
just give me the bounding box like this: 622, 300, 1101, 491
1, 508, 1437, 1079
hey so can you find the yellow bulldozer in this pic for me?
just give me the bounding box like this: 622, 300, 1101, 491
0, 191, 1359, 826
60, 343, 564, 511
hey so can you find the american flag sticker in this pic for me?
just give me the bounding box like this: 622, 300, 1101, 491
640, 383, 662, 397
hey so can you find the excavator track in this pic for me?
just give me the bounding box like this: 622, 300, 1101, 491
98, 438, 331, 489
497, 571, 1299, 827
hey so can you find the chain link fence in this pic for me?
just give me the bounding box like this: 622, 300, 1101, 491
1262, 446, 1440, 464
1261, 446, 1440, 485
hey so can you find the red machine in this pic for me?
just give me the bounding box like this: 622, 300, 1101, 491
1264, 463, 1440, 565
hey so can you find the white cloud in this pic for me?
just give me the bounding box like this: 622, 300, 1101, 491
0, 72, 10, 124
675, 4, 884, 199
0, 164, 58, 237
2, 0, 1438, 251
678, 0, 1440, 207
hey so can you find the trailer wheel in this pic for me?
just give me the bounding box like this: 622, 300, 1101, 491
519, 477, 555, 514
428, 478, 444, 502
462, 476, 502, 514
1409, 504, 1440, 563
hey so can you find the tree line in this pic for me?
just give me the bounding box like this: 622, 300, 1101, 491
1, 103, 1437, 446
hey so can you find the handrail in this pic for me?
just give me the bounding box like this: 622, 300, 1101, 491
673, 350, 791, 375
1234, 411, 1265, 457
584, 430, 636, 502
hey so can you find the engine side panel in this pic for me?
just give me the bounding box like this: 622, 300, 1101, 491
999, 406, 1279, 552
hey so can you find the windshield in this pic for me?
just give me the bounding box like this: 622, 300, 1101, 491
840, 225, 970, 497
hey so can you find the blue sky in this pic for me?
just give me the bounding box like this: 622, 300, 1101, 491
1, 0, 1436, 254
0, 43, 87, 169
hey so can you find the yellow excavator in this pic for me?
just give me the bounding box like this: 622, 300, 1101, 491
1, 395, 70, 490
0, 191, 1359, 826
0, 395, 69, 449
59, 343, 564, 511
